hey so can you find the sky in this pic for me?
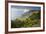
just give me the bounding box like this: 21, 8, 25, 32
11, 6, 41, 20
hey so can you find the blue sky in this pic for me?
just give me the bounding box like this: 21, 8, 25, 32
11, 6, 41, 20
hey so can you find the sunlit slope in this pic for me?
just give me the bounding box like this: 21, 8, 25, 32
11, 10, 40, 28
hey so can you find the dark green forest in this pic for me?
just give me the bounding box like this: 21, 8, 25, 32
11, 11, 40, 28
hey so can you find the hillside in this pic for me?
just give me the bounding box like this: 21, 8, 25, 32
11, 10, 40, 28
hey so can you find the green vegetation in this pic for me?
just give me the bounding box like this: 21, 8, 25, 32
11, 11, 40, 28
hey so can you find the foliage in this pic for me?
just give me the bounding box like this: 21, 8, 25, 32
11, 11, 40, 28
